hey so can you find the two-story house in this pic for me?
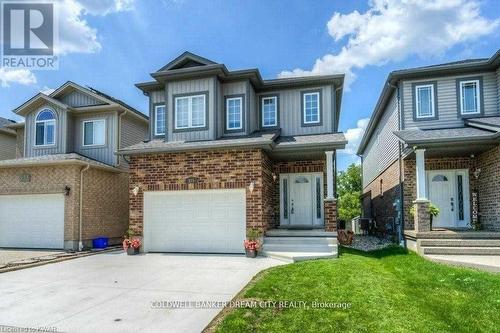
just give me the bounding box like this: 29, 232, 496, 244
118, 52, 347, 260
0, 117, 16, 160
0, 81, 148, 250
358, 49, 500, 256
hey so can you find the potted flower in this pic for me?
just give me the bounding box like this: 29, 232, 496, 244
244, 228, 262, 258
123, 229, 141, 255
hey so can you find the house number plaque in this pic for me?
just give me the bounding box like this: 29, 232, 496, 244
185, 177, 200, 184
19, 173, 31, 183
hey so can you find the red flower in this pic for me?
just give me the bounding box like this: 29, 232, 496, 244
131, 239, 141, 249
244, 240, 260, 250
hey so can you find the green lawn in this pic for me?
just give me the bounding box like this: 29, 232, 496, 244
210, 246, 500, 333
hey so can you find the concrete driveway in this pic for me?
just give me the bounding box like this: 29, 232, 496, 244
0, 249, 65, 266
0, 251, 283, 333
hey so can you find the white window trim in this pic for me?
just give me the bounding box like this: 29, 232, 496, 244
261, 96, 277, 127
154, 104, 166, 136
34, 108, 56, 147
174, 94, 206, 129
459, 80, 481, 115
226, 96, 243, 130
303, 92, 321, 124
415, 84, 435, 119
82, 119, 106, 147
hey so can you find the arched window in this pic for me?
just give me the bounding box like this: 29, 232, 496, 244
35, 109, 56, 146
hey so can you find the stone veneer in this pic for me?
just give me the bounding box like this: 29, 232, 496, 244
128, 149, 336, 235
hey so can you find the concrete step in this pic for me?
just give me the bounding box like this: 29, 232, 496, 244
420, 239, 500, 247
407, 231, 500, 239
261, 250, 338, 263
262, 243, 337, 253
263, 237, 337, 245
422, 247, 500, 255
266, 229, 337, 237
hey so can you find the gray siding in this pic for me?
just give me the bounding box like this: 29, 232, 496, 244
167, 77, 216, 142
362, 91, 400, 188
121, 114, 148, 148
60, 90, 104, 107
248, 82, 258, 133
497, 67, 500, 112
15, 128, 24, 158
73, 112, 118, 166
257, 85, 334, 136
149, 89, 166, 140
0, 132, 16, 160
25, 103, 67, 157
402, 72, 499, 129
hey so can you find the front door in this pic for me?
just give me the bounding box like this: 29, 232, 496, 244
427, 170, 470, 228
279, 173, 324, 227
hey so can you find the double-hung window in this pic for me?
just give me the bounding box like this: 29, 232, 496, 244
154, 104, 166, 136
83, 119, 106, 146
415, 84, 435, 118
175, 94, 206, 129
459, 80, 480, 115
35, 109, 56, 146
226, 96, 243, 130
303, 91, 320, 124
262, 96, 278, 127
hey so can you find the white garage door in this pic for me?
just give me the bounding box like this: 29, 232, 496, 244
144, 189, 246, 253
0, 194, 65, 249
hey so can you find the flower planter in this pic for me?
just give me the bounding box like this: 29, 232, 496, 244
245, 248, 258, 258
127, 247, 140, 255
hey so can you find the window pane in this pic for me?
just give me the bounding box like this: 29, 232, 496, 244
155, 106, 165, 134
84, 122, 94, 145
227, 98, 241, 129
35, 122, 44, 145
176, 98, 189, 128
263, 97, 277, 126
304, 93, 319, 123
46, 122, 55, 145
93, 120, 105, 145
462, 82, 478, 114
36, 109, 55, 121
417, 86, 432, 117
191, 96, 205, 127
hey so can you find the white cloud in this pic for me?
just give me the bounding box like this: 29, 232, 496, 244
76, 0, 135, 15
342, 118, 370, 155
279, 0, 499, 88
0, 68, 37, 88
40, 87, 56, 95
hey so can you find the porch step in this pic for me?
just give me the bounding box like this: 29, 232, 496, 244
260, 250, 338, 263
419, 239, 500, 247
265, 229, 337, 237
263, 237, 337, 245
262, 243, 336, 253
405, 230, 500, 239
422, 247, 500, 255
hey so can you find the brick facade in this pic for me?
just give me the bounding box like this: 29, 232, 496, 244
477, 145, 500, 231
362, 159, 401, 231
0, 164, 129, 249
128, 149, 335, 236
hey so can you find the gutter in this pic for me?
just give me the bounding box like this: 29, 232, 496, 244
0, 158, 123, 173
78, 163, 90, 251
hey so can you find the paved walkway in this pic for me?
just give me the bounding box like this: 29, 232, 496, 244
426, 255, 500, 273
0, 252, 283, 333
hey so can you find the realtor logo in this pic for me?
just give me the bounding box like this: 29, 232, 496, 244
1, 1, 58, 69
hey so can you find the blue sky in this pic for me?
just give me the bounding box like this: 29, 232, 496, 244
1, 0, 499, 170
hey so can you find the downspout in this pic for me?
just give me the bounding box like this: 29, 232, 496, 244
78, 163, 90, 251
388, 80, 404, 244
117, 110, 127, 167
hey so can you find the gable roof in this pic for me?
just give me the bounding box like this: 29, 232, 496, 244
157, 51, 217, 72
357, 49, 500, 155
13, 93, 69, 116
0, 117, 16, 136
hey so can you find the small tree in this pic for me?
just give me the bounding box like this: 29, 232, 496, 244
337, 163, 362, 222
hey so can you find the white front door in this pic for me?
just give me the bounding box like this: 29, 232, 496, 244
280, 173, 323, 227
0, 194, 65, 249
143, 189, 246, 253
427, 170, 470, 228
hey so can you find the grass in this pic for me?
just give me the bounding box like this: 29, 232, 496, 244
210, 246, 500, 333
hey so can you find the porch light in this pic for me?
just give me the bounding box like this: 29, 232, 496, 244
272, 173, 277, 182
132, 186, 140, 196
248, 181, 255, 193
64, 186, 71, 196
473, 168, 481, 179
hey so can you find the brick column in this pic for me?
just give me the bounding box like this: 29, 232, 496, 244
414, 200, 431, 232
324, 198, 337, 231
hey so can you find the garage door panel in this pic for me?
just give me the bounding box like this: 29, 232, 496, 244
0, 194, 65, 249
144, 189, 246, 254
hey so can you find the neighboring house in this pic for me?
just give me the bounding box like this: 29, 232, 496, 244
118, 52, 347, 257
358, 49, 500, 255
0, 117, 16, 160
0, 81, 148, 250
